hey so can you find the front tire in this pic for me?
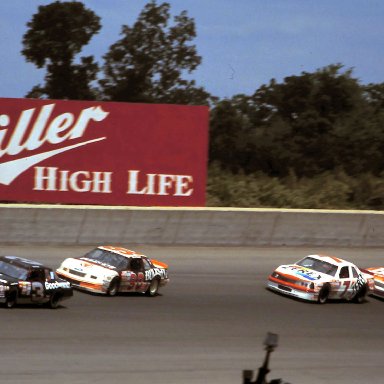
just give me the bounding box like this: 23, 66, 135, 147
318, 284, 330, 304
107, 278, 120, 296
5, 292, 17, 308
146, 278, 159, 297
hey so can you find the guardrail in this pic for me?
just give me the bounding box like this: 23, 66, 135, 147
1, 204, 383, 246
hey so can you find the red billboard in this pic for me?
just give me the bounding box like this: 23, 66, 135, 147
0, 98, 208, 206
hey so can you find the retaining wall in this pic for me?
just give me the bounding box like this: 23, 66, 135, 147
1, 204, 384, 247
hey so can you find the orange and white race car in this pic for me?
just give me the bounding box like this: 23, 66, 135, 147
56, 246, 169, 297
361, 267, 384, 299
267, 254, 375, 304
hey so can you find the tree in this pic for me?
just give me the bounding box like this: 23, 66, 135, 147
100, 1, 210, 104
22, 1, 101, 100
249, 64, 367, 176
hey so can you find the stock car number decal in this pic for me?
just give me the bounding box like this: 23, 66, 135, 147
120, 271, 145, 290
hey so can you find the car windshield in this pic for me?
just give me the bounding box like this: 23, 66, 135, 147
296, 256, 338, 276
82, 248, 128, 270
0, 260, 28, 280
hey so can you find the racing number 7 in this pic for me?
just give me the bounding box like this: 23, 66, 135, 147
341, 281, 351, 296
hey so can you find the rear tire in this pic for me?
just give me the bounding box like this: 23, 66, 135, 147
107, 278, 120, 296
318, 284, 330, 304
146, 278, 159, 297
353, 284, 367, 304
49, 293, 61, 309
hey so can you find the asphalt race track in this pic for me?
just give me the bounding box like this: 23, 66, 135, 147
0, 244, 383, 384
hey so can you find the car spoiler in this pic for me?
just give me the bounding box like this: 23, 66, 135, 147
151, 259, 168, 269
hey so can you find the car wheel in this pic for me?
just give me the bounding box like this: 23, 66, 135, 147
49, 293, 61, 309
146, 278, 159, 297
318, 284, 330, 304
353, 284, 367, 304
107, 278, 120, 296
5, 292, 17, 309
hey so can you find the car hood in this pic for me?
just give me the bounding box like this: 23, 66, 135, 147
275, 264, 333, 282
366, 267, 384, 281
0, 274, 18, 284
61, 257, 118, 278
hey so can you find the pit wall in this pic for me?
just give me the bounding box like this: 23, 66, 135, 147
1, 204, 384, 247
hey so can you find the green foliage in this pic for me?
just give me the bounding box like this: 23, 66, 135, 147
100, 1, 209, 104
22, 1, 101, 100
209, 64, 384, 183
20, 1, 384, 209
207, 165, 384, 210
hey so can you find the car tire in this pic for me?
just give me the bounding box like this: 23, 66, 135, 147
5, 292, 17, 309
146, 278, 159, 297
107, 278, 120, 296
353, 284, 367, 304
49, 293, 61, 309
318, 284, 330, 304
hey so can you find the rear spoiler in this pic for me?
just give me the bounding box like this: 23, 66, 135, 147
151, 259, 168, 269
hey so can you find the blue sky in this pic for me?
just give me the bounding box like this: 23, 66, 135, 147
1, 0, 383, 100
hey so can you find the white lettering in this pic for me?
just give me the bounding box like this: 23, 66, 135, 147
127, 170, 156, 195
25, 104, 55, 150
0, 104, 109, 158
70, 106, 109, 139
91, 172, 112, 193
127, 170, 194, 197
2, 108, 35, 156
34, 166, 58, 191
46, 112, 74, 144
45, 281, 71, 290
34, 167, 112, 193
174, 175, 194, 196
158, 174, 175, 196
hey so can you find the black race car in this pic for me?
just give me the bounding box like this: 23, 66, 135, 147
0, 255, 73, 308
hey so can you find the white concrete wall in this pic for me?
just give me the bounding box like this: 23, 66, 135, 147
1, 204, 384, 246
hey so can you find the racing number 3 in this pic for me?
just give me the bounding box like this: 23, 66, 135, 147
31, 282, 45, 299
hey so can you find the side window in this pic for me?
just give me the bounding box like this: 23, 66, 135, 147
351, 267, 359, 278
142, 258, 152, 271
28, 269, 45, 282
130, 258, 143, 272
339, 266, 350, 279
115, 258, 129, 270
45, 269, 53, 280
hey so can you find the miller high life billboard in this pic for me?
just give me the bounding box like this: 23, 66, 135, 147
0, 98, 208, 206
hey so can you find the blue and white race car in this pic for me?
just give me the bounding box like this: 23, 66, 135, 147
267, 254, 375, 304
56, 246, 169, 297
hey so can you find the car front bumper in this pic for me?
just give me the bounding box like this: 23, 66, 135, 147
267, 280, 318, 302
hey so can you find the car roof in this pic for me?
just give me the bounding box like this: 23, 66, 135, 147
305, 254, 353, 267
97, 246, 145, 259
0, 255, 46, 269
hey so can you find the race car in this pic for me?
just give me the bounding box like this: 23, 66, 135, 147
267, 254, 375, 304
56, 246, 169, 296
360, 267, 384, 299
0, 255, 73, 308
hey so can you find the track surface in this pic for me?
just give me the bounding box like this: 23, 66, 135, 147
0, 245, 383, 384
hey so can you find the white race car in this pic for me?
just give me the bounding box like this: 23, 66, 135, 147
56, 246, 169, 296
267, 254, 375, 304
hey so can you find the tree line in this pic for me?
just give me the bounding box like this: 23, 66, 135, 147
20, 1, 384, 209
